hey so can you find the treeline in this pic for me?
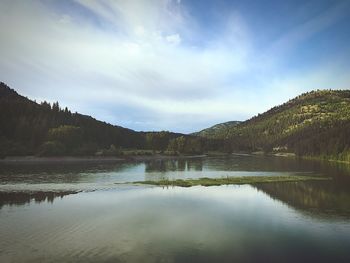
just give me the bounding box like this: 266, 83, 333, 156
280, 120, 350, 162
144, 132, 222, 154
2, 82, 350, 160
198, 90, 350, 160
0, 83, 218, 157
0, 82, 145, 156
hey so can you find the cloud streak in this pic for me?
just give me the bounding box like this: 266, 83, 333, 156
0, 0, 349, 133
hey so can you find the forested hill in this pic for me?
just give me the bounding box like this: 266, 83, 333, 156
0, 83, 218, 157
197, 90, 350, 160
0, 82, 148, 156
193, 121, 241, 137
2, 82, 350, 160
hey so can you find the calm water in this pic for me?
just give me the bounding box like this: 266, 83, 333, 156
1, 155, 350, 262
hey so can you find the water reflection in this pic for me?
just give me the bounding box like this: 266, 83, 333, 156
0, 162, 138, 183
145, 159, 203, 172
2, 156, 350, 185
1, 186, 350, 263
0, 191, 76, 208
1, 156, 350, 217
2, 178, 350, 221
255, 180, 350, 218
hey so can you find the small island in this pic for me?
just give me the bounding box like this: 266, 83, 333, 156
132, 175, 331, 187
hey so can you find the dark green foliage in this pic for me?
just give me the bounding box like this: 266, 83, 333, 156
167, 136, 205, 154
0, 82, 145, 156
2, 82, 350, 160
39, 125, 86, 156
0, 82, 189, 156
39, 141, 66, 156
197, 89, 350, 160
95, 144, 121, 156
75, 142, 99, 156
145, 131, 178, 152
193, 121, 241, 137
47, 125, 82, 150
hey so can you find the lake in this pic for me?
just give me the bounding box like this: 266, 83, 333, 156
1, 155, 350, 262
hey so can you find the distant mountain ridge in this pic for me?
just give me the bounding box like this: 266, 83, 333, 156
193, 121, 241, 137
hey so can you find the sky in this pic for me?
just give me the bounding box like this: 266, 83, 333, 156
1, 0, 350, 133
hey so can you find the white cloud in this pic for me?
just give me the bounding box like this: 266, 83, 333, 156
0, 0, 349, 133
165, 34, 181, 45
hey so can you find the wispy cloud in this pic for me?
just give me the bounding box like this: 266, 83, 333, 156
0, 0, 349, 133
263, 0, 350, 61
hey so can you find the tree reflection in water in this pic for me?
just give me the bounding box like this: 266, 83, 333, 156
0, 191, 77, 208
255, 179, 350, 218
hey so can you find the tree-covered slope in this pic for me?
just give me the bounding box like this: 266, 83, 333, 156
198, 90, 350, 159
0, 82, 196, 157
2, 82, 350, 160
0, 82, 146, 156
0, 83, 212, 157
193, 121, 241, 137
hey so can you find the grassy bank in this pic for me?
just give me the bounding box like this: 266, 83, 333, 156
133, 175, 331, 187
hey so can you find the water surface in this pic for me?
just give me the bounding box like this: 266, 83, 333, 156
1, 155, 350, 262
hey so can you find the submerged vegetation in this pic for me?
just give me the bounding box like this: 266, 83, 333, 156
132, 175, 331, 187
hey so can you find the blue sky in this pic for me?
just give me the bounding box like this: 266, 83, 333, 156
1, 0, 350, 133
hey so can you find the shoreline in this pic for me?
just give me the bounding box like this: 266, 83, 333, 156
1, 152, 349, 165
0, 154, 207, 164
